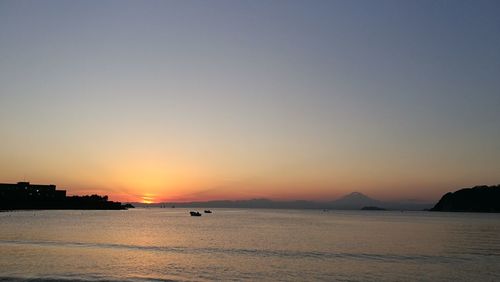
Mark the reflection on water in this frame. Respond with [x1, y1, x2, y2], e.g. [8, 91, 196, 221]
[1, 209, 499, 281]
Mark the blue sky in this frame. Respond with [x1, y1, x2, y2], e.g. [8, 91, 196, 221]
[0, 0, 499, 202]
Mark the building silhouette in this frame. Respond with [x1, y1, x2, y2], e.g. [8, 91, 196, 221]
[0, 181, 128, 210]
[0, 181, 66, 201]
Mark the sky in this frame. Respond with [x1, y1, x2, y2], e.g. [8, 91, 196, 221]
[0, 0, 499, 203]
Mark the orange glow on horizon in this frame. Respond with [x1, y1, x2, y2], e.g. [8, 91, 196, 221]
[141, 194, 155, 204]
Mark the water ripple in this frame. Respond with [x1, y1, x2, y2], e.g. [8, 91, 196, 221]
[0, 239, 482, 264]
[0, 276, 176, 282]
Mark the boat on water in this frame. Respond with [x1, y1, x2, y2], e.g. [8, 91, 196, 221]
[190, 211, 202, 216]
[204, 210, 212, 213]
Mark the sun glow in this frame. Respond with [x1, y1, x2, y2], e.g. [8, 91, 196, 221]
[141, 194, 155, 204]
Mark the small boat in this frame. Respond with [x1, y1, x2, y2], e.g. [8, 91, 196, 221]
[190, 211, 202, 216]
[204, 210, 212, 214]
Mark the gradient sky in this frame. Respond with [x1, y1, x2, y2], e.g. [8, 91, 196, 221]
[1, 0, 499, 203]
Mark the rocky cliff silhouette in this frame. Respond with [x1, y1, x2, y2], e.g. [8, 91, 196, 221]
[430, 185, 500, 212]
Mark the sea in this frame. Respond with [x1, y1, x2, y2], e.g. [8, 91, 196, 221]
[1, 209, 499, 281]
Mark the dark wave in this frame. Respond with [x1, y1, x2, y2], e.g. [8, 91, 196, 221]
[0, 276, 177, 282]
[0, 239, 483, 263]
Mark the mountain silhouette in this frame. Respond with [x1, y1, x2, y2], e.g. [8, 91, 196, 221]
[132, 191, 433, 210]
[328, 192, 383, 209]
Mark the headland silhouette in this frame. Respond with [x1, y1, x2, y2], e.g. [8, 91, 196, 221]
[431, 185, 500, 212]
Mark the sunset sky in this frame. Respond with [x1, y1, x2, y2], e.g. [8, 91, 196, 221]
[1, 0, 499, 203]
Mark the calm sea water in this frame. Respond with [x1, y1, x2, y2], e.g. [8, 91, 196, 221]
[1, 209, 499, 281]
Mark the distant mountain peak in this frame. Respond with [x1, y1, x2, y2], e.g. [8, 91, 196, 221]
[340, 192, 373, 200]
[331, 192, 381, 209]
